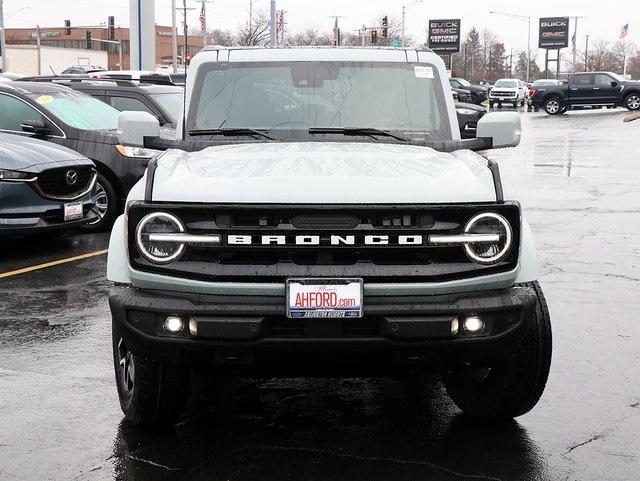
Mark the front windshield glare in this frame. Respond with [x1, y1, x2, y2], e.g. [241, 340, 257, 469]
[190, 62, 445, 137]
[30, 91, 120, 130]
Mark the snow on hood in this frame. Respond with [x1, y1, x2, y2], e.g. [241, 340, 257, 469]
[150, 142, 497, 204]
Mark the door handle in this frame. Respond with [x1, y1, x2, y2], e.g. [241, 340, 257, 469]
[593, 87, 600, 90]
[570, 88, 579, 91]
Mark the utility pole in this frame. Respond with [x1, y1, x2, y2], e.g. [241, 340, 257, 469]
[401, 0, 422, 47]
[570, 16, 587, 73]
[270, 0, 276, 46]
[489, 11, 531, 82]
[171, 0, 178, 72]
[584, 34, 589, 71]
[249, 0, 253, 32]
[0, 0, 6, 72]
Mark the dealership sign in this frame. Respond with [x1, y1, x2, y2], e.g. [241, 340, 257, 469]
[539, 17, 570, 49]
[428, 19, 461, 53]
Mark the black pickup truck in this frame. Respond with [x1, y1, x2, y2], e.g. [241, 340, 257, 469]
[530, 72, 640, 115]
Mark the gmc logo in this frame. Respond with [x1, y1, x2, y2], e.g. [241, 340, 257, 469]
[225, 235, 425, 246]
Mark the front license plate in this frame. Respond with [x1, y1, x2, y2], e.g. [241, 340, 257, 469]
[286, 278, 363, 319]
[63, 202, 83, 221]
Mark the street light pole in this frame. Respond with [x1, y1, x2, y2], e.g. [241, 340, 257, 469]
[584, 34, 589, 71]
[490, 11, 532, 82]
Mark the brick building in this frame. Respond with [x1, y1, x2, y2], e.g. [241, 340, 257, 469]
[5, 25, 204, 70]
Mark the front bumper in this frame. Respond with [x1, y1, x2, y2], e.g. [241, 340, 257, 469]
[0, 181, 97, 234]
[110, 284, 537, 375]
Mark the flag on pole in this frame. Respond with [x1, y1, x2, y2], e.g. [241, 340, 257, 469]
[620, 24, 629, 39]
[199, 2, 207, 34]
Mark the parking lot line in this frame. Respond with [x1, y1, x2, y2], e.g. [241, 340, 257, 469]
[0, 249, 109, 280]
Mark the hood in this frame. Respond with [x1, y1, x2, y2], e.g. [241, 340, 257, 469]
[467, 84, 488, 94]
[0, 133, 92, 172]
[151, 142, 498, 204]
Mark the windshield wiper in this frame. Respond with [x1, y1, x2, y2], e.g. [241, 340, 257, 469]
[308, 127, 408, 142]
[189, 128, 276, 140]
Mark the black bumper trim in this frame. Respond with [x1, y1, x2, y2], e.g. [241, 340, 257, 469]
[109, 284, 537, 373]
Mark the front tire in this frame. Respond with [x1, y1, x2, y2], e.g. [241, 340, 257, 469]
[624, 93, 640, 111]
[443, 281, 552, 419]
[82, 173, 118, 232]
[113, 325, 189, 426]
[544, 96, 563, 115]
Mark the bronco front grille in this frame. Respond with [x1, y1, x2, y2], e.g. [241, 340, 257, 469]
[128, 203, 521, 282]
[35, 166, 95, 200]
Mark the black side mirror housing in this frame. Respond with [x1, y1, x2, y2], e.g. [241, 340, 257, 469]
[611, 81, 618, 87]
[21, 119, 50, 136]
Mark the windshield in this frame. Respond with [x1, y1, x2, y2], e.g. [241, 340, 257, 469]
[188, 61, 450, 140]
[29, 90, 119, 130]
[151, 92, 183, 123]
[456, 78, 471, 87]
[494, 80, 518, 88]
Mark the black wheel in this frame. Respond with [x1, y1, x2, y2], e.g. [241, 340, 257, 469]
[113, 324, 189, 426]
[497, 103, 503, 109]
[489, 101, 494, 108]
[520, 99, 526, 107]
[512, 101, 518, 108]
[559, 106, 569, 114]
[443, 281, 552, 419]
[81, 173, 117, 232]
[624, 93, 640, 111]
[544, 96, 563, 115]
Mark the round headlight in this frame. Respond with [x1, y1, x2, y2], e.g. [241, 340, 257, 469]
[135, 212, 185, 263]
[463, 213, 512, 264]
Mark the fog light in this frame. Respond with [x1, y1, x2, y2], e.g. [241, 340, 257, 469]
[451, 317, 459, 336]
[463, 315, 484, 333]
[189, 318, 198, 336]
[163, 316, 184, 333]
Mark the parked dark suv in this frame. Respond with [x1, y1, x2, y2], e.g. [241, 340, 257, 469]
[20, 77, 183, 128]
[449, 78, 488, 105]
[0, 81, 164, 231]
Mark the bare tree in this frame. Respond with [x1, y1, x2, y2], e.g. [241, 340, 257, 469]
[209, 28, 236, 46]
[286, 28, 333, 46]
[235, 10, 271, 46]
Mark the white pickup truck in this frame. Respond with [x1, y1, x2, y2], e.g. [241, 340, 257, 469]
[107, 47, 551, 426]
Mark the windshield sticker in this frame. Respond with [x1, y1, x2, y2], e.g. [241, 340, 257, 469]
[414, 66, 434, 79]
[36, 95, 54, 105]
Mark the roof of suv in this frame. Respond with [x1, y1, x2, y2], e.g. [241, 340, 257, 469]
[194, 46, 438, 64]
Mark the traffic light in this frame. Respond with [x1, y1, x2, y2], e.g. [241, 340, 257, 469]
[371, 30, 378, 44]
[108, 16, 115, 41]
[64, 20, 71, 36]
[185, 54, 192, 65]
[382, 16, 388, 38]
[85, 30, 92, 50]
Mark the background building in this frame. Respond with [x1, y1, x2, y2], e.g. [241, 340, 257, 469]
[4, 25, 203, 71]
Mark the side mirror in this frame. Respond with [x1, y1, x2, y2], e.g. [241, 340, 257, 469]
[118, 111, 160, 147]
[21, 119, 50, 136]
[611, 81, 618, 87]
[477, 112, 521, 149]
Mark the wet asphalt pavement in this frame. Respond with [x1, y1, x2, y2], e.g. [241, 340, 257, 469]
[1, 107, 639, 481]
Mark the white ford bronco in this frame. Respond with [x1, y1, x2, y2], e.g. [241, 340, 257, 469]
[107, 47, 551, 425]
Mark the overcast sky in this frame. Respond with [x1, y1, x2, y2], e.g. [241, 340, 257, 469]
[4, 0, 638, 60]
